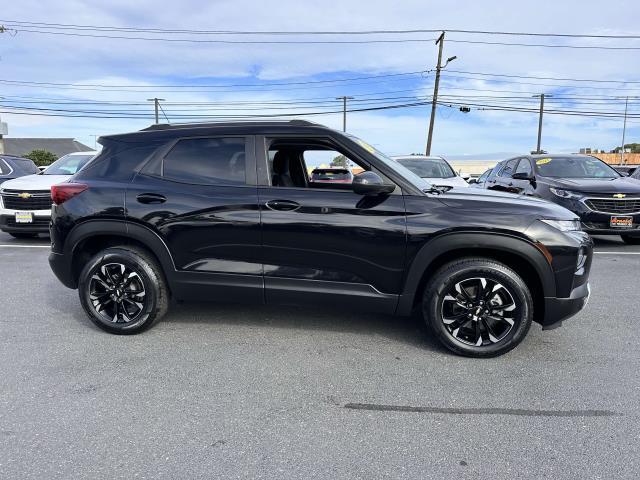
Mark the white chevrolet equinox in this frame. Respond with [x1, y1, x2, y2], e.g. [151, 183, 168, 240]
[0, 151, 97, 238]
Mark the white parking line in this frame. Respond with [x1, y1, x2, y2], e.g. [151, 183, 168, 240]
[594, 251, 640, 255]
[0, 245, 51, 248]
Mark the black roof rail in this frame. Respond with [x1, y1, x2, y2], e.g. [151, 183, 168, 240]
[140, 119, 321, 132]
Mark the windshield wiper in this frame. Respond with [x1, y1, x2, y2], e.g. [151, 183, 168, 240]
[424, 185, 453, 195]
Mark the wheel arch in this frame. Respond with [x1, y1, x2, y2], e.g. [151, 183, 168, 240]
[397, 232, 556, 325]
[63, 220, 176, 290]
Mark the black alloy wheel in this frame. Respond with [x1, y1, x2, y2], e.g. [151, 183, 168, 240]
[78, 247, 168, 334]
[423, 258, 533, 357]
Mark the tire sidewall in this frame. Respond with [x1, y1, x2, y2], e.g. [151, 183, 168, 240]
[423, 261, 533, 357]
[78, 249, 160, 334]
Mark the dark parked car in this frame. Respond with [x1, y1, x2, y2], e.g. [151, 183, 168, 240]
[484, 154, 640, 244]
[309, 167, 353, 184]
[48, 121, 592, 357]
[613, 165, 637, 176]
[468, 168, 493, 188]
[0, 155, 39, 185]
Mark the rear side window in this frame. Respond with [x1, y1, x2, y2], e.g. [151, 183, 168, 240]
[14, 158, 39, 174]
[163, 137, 246, 185]
[0, 158, 11, 175]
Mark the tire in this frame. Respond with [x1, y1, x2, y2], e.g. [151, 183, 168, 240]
[621, 235, 640, 245]
[9, 232, 38, 239]
[78, 246, 169, 334]
[422, 258, 533, 357]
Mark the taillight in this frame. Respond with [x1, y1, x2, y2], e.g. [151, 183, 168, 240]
[51, 183, 88, 205]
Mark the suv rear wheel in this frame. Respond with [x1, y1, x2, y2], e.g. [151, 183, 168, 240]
[621, 234, 640, 245]
[78, 246, 169, 334]
[422, 258, 533, 357]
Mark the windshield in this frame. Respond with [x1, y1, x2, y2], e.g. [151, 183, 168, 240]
[43, 153, 95, 175]
[535, 156, 621, 179]
[396, 158, 456, 179]
[346, 134, 432, 191]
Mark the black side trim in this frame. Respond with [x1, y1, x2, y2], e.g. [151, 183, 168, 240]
[396, 231, 556, 316]
[265, 277, 398, 314]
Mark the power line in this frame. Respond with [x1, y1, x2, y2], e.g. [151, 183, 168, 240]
[3, 19, 640, 39]
[7, 28, 440, 44]
[446, 39, 640, 50]
[446, 69, 640, 84]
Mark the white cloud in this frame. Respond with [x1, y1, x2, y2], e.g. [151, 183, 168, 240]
[0, 0, 639, 154]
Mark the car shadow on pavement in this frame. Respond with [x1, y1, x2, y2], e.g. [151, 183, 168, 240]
[163, 301, 447, 353]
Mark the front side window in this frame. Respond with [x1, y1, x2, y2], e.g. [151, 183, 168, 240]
[268, 142, 358, 189]
[535, 156, 620, 179]
[163, 137, 246, 185]
[499, 159, 518, 177]
[477, 169, 492, 182]
[44, 153, 95, 175]
[514, 158, 533, 176]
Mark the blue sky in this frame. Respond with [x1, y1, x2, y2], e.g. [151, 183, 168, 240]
[0, 0, 639, 158]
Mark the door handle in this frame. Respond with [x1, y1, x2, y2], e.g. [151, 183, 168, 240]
[137, 193, 167, 204]
[265, 199, 300, 211]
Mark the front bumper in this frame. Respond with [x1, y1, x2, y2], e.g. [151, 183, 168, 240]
[542, 282, 590, 329]
[0, 211, 51, 234]
[550, 197, 640, 236]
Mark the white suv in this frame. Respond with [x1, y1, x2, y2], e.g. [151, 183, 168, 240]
[0, 151, 97, 238]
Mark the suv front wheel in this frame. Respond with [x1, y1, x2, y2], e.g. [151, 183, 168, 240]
[422, 258, 533, 357]
[78, 246, 169, 334]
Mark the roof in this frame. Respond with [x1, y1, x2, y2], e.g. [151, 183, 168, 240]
[101, 120, 334, 144]
[0, 138, 93, 158]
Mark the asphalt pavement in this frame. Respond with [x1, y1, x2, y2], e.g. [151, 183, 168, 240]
[1, 232, 639, 479]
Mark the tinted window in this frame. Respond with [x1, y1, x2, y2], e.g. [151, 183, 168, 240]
[499, 159, 518, 177]
[13, 158, 39, 174]
[163, 137, 246, 185]
[396, 158, 456, 179]
[0, 158, 11, 175]
[44, 154, 95, 175]
[535, 156, 620, 179]
[477, 169, 492, 182]
[514, 158, 533, 176]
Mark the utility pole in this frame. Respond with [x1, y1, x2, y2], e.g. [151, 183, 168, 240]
[90, 135, 98, 149]
[621, 96, 629, 165]
[425, 32, 456, 156]
[147, 97, 166, 124]
[336, 96, 354, 132]
[533, 94, 552, 154]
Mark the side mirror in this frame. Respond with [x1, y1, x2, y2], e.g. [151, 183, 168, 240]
[352, 171, 395, 196]
[512, 172, 534, 181]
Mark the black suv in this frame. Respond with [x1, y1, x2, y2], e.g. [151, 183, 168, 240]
[49, 121, 593, 357]
[484, 154, 640, 244]
[0, 155, 40, 185]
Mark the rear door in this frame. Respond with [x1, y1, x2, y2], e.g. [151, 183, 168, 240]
[126, 135, 263, 303]
[256, 135, 407, 314]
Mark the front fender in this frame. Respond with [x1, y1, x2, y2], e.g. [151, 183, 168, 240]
[396, 231, 556, 315]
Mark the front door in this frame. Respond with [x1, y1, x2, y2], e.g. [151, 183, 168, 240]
[256, 136, 407, 314]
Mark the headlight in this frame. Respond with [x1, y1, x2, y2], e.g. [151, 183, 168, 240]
[549, 187, 581, 199]
[540, 219, 582, 232]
